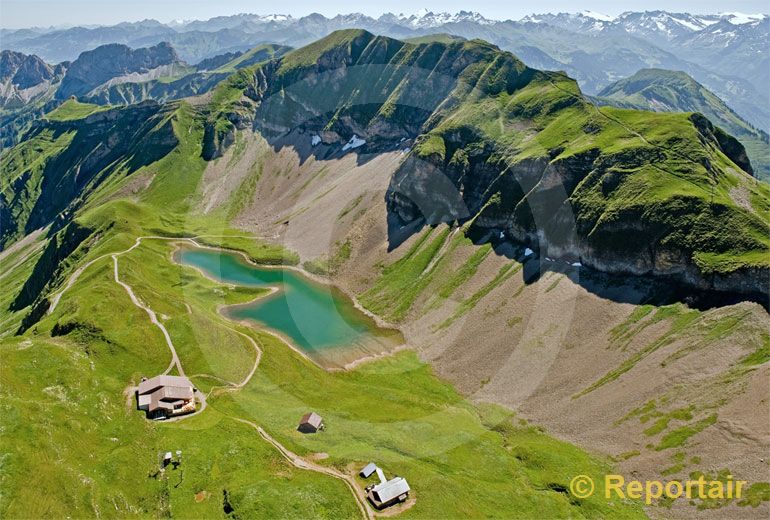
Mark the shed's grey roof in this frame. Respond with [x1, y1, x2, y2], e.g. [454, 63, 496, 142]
[360, 462, 377, 478]
[299, 412, 323, 427]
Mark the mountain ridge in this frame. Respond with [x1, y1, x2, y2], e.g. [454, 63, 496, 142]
[5, 29, 767, 300]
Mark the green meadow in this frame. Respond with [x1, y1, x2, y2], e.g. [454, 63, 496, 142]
[0, 191, 643, 518]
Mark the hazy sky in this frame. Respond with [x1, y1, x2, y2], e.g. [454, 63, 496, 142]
[1, 0, 768, 29]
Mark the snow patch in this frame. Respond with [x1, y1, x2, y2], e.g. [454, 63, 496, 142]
[342, 135, 366, 151]
[580, 10, 616, 22]
[670, 16, 702, 31]
[721, 12, 766, 24]
[571, 262, 582, 267]
[524, 248, 534, 257]
[397, 9, 492, 28]
[311, 134, 321, 146]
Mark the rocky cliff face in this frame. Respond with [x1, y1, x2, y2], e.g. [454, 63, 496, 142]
[386, 113, 769, 298]
[56, 42, 183, 99]
[0, 50, 65, 108]
[1, 50, 55, 88]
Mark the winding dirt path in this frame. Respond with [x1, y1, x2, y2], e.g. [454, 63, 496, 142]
[112, 254, 184, 376]
[232, 417, 375, 520]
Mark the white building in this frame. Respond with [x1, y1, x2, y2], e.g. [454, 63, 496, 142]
[360, 463, 410, 509]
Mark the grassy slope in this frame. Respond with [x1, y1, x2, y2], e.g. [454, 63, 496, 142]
[0, 127, 76, 244]
[0, 98, 185, 249]
[414, 65, 770, 274]
[0, 92, 645, 518]
[46, 99, 111, 121]
[210, 44, 290, 73]
[593, 69, 770, 182]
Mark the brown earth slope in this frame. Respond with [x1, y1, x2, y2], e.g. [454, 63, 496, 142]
[199, 129, 770, 519]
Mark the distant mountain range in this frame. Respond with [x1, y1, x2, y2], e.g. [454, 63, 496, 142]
[0, 43, 289, 146]
[1, 10, 767, 133]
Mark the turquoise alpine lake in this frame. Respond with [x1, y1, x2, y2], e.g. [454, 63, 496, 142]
[176, 246, 402, 367]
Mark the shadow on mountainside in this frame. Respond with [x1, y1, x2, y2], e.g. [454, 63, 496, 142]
[385, 211, 769, 312]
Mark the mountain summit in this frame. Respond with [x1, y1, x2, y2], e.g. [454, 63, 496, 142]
[56, 41, 185, 99]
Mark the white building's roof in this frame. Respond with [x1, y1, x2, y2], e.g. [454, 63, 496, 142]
[372, 477, 410, 503]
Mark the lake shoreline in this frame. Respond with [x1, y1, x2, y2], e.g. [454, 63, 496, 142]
[169, 240, 407, 372]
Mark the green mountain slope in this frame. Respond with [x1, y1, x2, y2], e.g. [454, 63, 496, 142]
[0, 99, 178, 248]
[0, 76, 645, 520]
[202, 30, 769, 298]
[592, 68, 770, 181]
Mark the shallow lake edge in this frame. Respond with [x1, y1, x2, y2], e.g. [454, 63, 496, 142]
[169, 240, 408, 371]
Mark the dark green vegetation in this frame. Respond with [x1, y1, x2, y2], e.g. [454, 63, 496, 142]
[0, 99, 179, 248]
[593, 69, 770, 181]
[1, 29, 768, 518]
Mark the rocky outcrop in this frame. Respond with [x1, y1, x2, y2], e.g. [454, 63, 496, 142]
[1, 50, 55, 88]
[689, 113, 753, 175]
[0, 50, 65, 109]
[386, 133, 769, 299]
[56, 42, 183, 99]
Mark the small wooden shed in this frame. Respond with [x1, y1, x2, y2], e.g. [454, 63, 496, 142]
[298, 412, 324, 433]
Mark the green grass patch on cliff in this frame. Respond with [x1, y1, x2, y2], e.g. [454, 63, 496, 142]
[361, 226, 452, 321]
[46, 99, 111, 121]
